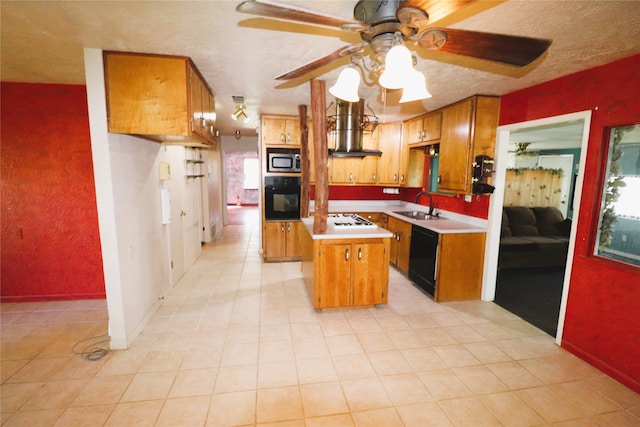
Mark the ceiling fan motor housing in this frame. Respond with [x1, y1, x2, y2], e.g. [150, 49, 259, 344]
[354, 0, 414, 56]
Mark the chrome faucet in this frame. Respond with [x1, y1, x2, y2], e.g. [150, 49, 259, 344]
[414, 191, 434, 216]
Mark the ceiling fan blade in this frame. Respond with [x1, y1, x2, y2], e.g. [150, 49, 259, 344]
[236, 0, 365, 29]
[397, 0, 477, 28]
[274, 44, 364, 80]
[419, 28, 552, 67]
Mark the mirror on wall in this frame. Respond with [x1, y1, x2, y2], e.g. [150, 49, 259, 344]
[594, 124, 640, 267]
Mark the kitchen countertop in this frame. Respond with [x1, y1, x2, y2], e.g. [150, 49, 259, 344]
[301, 217, 393, 240]
[307, 200, 487, 235]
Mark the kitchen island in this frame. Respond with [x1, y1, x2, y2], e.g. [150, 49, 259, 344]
[307, 202, 488, 303]
[301, 215, 393, 309]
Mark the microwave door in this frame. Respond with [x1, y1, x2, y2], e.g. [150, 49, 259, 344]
[272, 156, 293, 170]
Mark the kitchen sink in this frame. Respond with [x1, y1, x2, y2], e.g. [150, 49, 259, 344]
[393, 211, 445, 220]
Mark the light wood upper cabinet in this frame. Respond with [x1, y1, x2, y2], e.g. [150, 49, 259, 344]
[262, 115, 301, 146]
[377, 123, 403, 185]
[438, 95, 499, 194]
[328, 127, 379, 184]
[104, 51, 216, 146]
[404, 112, 442, 146]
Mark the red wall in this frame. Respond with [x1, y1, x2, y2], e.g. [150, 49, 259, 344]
[1, 82, 105, 301]
[499, 54, 640, 392]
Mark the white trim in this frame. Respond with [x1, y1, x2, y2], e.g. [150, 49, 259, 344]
[481, 110, 592, 346]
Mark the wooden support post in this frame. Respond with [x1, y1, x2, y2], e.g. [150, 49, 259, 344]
[311, 80, 328, 234]
[298, 105, 310, 218]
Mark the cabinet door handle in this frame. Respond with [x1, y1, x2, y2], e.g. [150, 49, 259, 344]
[372, 173, 376, 181]
[400, 174, 405, 182]
[393, 173, 397, 182]
[358, 248, 362, 260]
[199, 117, 206, 128]
[345, 248, 350, 261]
[287, 224, 291, 232]
[281, 224, 285, 232]
[287, 132, 291, 143]
[280, 133, 285, 142]
[349, 172, 353, 181]
[421, 130, 426, 140]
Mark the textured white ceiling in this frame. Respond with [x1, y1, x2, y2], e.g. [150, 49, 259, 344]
[2, 0, 639, 137]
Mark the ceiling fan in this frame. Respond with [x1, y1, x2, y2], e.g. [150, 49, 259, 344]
[236, 0, 552, 82]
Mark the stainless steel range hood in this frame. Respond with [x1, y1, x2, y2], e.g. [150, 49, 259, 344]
[328, 99, 382, 158]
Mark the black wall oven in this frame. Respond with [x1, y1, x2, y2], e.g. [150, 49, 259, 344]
[264, 176, 301, 220]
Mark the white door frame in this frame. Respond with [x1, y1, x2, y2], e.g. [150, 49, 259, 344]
[481, 110, 592, 345]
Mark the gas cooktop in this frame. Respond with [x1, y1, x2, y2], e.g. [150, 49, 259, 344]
[327, 213, 377, 229]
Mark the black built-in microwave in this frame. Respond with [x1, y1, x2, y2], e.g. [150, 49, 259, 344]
[266, 148, 301, 173]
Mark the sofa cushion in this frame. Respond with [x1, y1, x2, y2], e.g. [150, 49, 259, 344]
[501, 210, 512, 237]
[500, 236, 537, 252]
[520, 236, 569, 251]
[533, 207, 570, 236]
[504, 207, 540, 236]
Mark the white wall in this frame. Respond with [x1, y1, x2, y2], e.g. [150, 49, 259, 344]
[205, 146, 224, 239]
[85, 48, 173, 349]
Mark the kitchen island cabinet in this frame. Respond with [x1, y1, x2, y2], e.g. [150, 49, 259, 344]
[104, 51, 216, 146]
[301, 220, 391, 309]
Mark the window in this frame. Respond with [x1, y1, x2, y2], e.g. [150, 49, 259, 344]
[594, 124, 640, 267]
[243, 158, 259, 190]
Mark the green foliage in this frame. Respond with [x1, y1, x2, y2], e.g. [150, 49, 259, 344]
[598, 127, 630, 251]
[508, 167, 564, 177]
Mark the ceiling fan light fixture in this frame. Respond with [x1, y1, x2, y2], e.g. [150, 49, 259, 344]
[399, 69, 432, 103]
[378, 44, 413, 89]
[329, 66, 361, 102]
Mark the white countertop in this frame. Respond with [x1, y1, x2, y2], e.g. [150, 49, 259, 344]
[306, 200, 487, 235]
[301, 217, 393, 240]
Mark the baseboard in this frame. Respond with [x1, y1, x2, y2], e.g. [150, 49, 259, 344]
[0, 292, 106, 303]
[562, 340, 640, 394]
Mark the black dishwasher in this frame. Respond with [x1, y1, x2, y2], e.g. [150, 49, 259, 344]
[409, 225, 439, 297]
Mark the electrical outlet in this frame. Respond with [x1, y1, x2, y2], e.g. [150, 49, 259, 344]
[464, 195, 472, 202]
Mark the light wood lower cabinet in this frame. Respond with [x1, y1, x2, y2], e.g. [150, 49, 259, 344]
[263, 221, 302, 261]
[302, 235, 390, 309]
[435, 232, 485, 301]
[387, 216, 412, 273]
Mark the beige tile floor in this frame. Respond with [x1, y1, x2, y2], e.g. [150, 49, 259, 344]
[2, 223, 640, 426]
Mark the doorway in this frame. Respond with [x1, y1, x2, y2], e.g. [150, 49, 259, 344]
[482, 111, 592, 343]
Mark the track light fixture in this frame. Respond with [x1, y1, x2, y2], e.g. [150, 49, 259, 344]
[231, 104, 249, 122]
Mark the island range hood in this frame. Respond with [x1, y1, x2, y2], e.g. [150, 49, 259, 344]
[327, 99, 382, 158]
